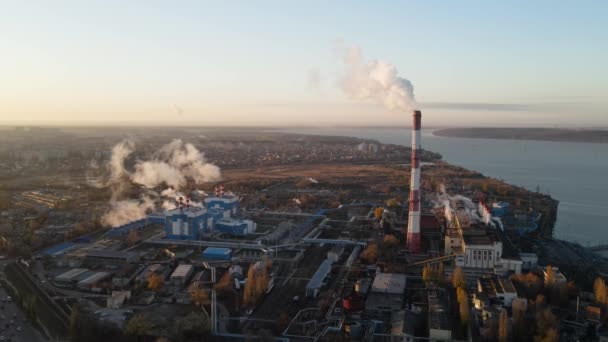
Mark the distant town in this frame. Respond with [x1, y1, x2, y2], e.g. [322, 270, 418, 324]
[0, 125, 607, 342]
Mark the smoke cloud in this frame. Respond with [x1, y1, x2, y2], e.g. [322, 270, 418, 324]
[101, 196, 155, 227]
[131, 139, 221, 188]
[110, 139, 135, 181]
[100, 139, 221, 227]
[337, 44, 416, 111]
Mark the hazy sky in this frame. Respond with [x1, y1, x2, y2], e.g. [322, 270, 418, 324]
[1, 1, 607, 127]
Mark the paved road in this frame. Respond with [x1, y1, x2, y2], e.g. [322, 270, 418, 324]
[0, 285, 47, 342]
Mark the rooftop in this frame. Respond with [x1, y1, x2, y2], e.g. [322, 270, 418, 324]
[171, 264, 194, 278]
[371, 273, 406, 295]
[306, 259, 332, 291]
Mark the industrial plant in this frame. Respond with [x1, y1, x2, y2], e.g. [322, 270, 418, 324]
[0, 116, 604, 342]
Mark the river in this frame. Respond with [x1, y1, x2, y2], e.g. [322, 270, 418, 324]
[278, 127, 608, 245]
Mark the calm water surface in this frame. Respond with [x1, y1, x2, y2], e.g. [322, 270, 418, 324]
[279, 127, 608, 245]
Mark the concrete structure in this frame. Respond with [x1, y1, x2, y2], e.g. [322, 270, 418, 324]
[214, 218, 256, 236]
[407, 110, 422, 253]
[170, 264, 194, 286]
[306, 259, 332, 298]
[365, 273, 407, 313]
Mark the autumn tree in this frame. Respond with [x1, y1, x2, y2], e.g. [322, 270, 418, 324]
[498, 309, 510, 342]
[243, 261, 271, 307]
[189, 283, 209, 306]
[383, 234, 399, 248]
[125, 314, 151, 340]
[534, 308, 558, 342]
[255, 263, 269, 294]
[147, 272, 164, 291]
[422, 265, 431, 283]
[243, 266, 257, 306]
[453, 266, 466, 289]
[457, 287, 470, 325]
[385, 198, 399, 207]
[374, 207, 384, 219]
[69, 304, 81, 341]
[594, 277, 607, 306]
[214, 272, 234, 293]
[126, 229, 140, 246]
[360, 244, 378, 264]
[511, 272, 543, 299]
[545, 265, 555, 287]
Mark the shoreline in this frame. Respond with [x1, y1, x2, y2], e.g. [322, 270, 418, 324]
[433, 127, 608, 144]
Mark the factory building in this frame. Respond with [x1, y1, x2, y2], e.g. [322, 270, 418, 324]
[460, 231, 503, 269]
[55, 268, 89, 287]
[204, 195, 239, 216]
[77, 271, 111, 290]
[214, 218, 256, 236]
[161, 194, 249, 239]
[164, 206, 207, 240]
[365, 273, 407, 313]
[170, 264, 194, 286]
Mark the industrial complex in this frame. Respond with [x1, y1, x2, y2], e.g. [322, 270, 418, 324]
[0, 118, 605, 342]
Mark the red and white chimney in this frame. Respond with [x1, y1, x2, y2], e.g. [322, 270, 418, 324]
[407, 110, 422, 253]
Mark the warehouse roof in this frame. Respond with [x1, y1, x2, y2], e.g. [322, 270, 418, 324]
[78, 272, 111, 286]
[371, 273, 406, 294]
[55, 268, 88, 281]
[171, 264, 194, 279]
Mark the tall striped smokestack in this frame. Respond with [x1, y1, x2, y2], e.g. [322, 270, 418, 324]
[407, 110, 421, 253]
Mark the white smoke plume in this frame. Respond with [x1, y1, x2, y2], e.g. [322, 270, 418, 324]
[337, 44, 416, 111]
[100, 139, 220, 227]
[101, 196, 155, 227]
[131, 139, 221, 188]
[434, 184, 489, 227]
[110, 139, 135, 181]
